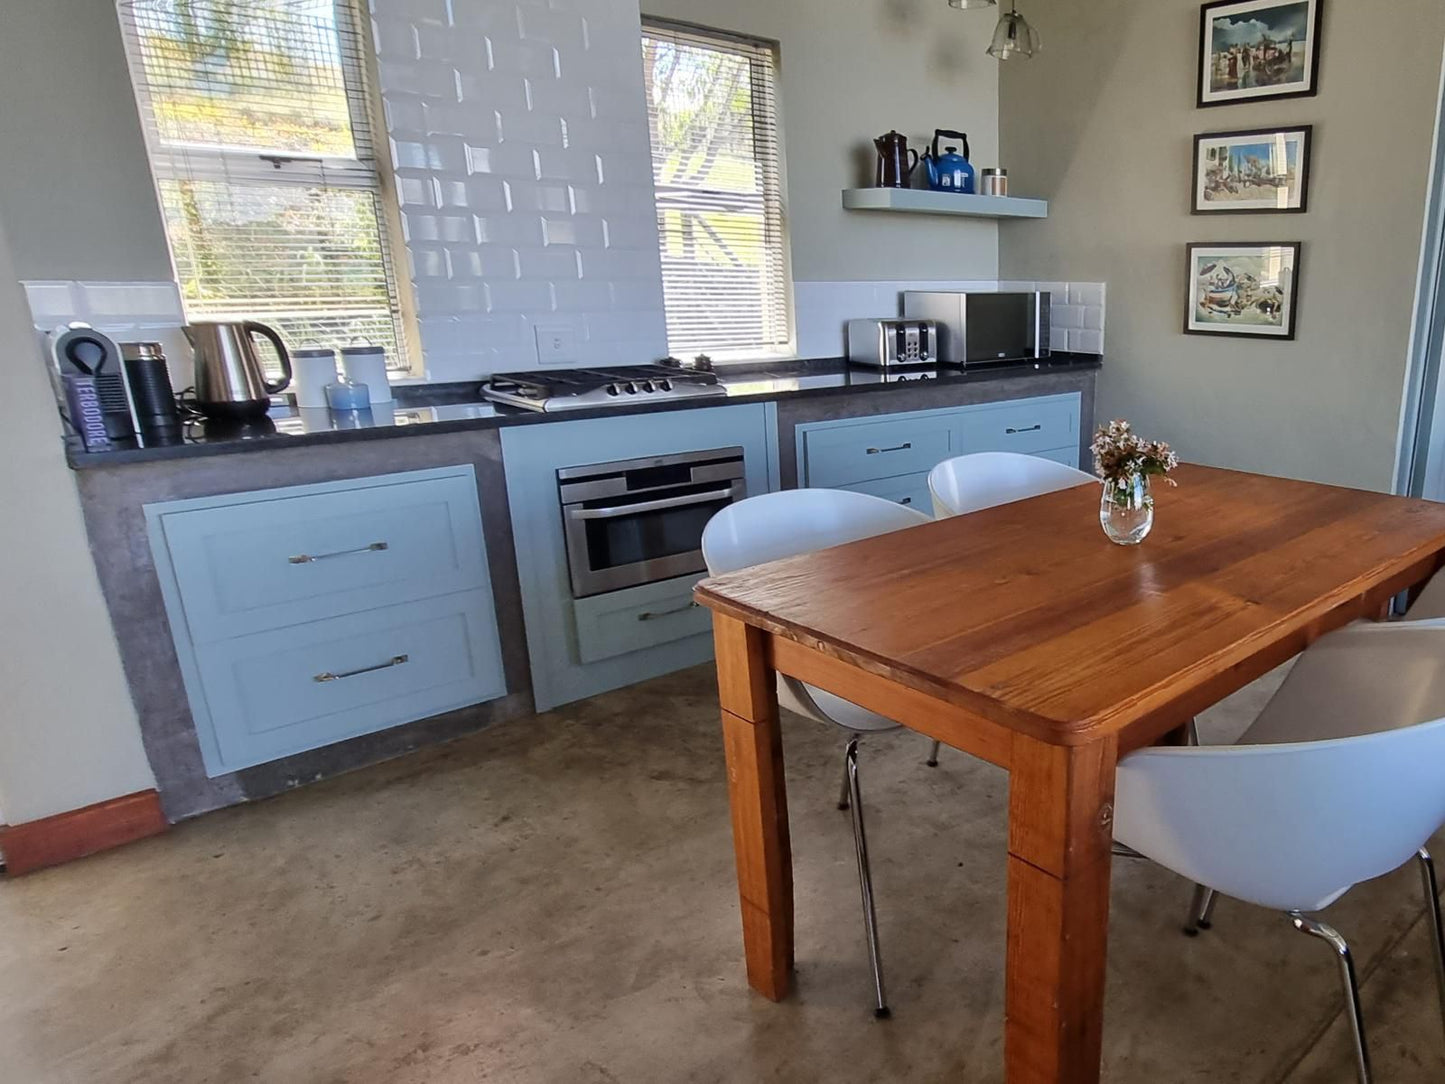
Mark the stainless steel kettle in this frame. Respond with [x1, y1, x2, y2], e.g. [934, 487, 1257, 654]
[185, 321, 292, 418]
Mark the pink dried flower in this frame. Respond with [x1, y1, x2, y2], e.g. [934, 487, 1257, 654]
[1091, 420, 1178, 485]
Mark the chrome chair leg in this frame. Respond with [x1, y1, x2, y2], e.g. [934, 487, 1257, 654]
[926, 739, 940, 767]
[1417, 848, 1445, 1046]
[1291, 913, 1371, 1084]
[836, 740, 853, 811]
[1185, 717, 1201, 746]
[1184, 885, 1218, 937]
[845, 738, 890, 1019]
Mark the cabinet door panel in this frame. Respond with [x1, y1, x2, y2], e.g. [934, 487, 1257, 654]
[159, 471, 486, 642]
[803, 415, 953, 488]
[194, 591, 505, 774]
[954, 396, 1079, 456]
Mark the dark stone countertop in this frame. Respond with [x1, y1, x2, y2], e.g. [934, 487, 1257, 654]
[65, 354, 1102, 470]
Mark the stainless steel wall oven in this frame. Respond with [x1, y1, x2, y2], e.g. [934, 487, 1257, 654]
[558, 447, 746, 598]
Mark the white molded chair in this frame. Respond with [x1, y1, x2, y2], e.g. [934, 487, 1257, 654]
[1115, 622, 1445, 1083]
[1404, 569, 1445, 621]
[702, 488, 931, 1017]
[927, 450, 1095, 519]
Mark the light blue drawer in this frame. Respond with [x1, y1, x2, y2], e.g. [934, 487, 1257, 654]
[802, 413, 954, 488]
[841, 472, 932, 512]
[154, 467, 487, 643]
[192, 590, 506, 774]
[954, 394, 1079, 456]
[572, 572, 710, 665]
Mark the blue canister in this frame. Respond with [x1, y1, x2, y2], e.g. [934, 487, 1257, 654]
[324, 380, 371, 412]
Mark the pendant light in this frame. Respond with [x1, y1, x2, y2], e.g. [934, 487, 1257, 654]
[947, 0, 997, 9]
[987, 2, 1040, 60]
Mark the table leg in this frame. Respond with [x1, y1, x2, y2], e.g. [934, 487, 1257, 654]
[1005, 734, 1118, 1083]
[713, 613, 793, 1001]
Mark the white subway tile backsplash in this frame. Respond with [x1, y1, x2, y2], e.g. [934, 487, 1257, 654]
[518, 246, 579, 280]
[1082, 305, 1105, 331]
[1051, 305, 1084, 330]
[1069, 329, 1105, 355]
[1070, 282, 1106, 307]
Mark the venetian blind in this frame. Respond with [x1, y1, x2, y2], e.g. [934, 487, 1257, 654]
[641, 21, 792, 357]
[117, 0, 410, 372]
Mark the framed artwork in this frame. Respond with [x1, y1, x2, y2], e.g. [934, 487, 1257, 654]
[1185, 242, 1301, 339]
[1192, 125, 1312, 213]
[1198, 0, 1323, 107]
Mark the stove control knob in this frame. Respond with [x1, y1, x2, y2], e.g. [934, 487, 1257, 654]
[640, 380, 656, 392]
[605, 383, 620, 396]
[658, 378, 672, 391]
[623, 382, 637, 394]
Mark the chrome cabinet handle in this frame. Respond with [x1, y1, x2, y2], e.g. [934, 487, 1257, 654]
[1006, 424, 1042, 434]
[569, 487, 737, 521]
[865, 442, 912, 455]
[637, 601, 699, 622]
[289, 541, 389, 564]
[314, 654, 408, 683]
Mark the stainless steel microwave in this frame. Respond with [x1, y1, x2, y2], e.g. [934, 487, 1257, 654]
[901, 290, 1050, 367]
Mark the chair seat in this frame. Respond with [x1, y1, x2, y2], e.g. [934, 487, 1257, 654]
[779, 676, 900, 732]
[1409, 570, 1445, 621]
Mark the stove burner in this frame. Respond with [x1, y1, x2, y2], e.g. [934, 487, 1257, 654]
[482, 365, 728, 412]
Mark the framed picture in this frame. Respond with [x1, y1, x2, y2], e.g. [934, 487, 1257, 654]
[1193, 125, 1312, 213]
[1198, 0, 1323, 108]
[1185, 242, 1301, 339]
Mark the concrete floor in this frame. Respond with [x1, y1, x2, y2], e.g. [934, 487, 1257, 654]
[3, 664, 1444, 1083]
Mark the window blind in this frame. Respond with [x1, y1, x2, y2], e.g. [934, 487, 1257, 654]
[117, 0, 410, 372]
[641, 21, 792, 358]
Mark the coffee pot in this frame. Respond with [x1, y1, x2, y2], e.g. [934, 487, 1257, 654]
[185, 321, 292, 418]
[873, 130, 918, 189]
[922, 129, 976, 194]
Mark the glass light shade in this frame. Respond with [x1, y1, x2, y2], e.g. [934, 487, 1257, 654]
[947, 0, 998, 8]
[987, 10, 1040, 59]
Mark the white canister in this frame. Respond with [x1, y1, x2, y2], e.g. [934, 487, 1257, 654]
[341, 345, 393, 404]
[292, 347, 338, 409]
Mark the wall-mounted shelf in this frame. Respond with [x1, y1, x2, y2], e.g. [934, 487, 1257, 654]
[842, 188, 1048, 219]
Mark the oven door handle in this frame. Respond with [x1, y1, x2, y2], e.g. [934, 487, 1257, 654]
[567, 485, 740, 520]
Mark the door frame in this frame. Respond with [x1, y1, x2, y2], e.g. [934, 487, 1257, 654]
[1396, 41, 1445, 497]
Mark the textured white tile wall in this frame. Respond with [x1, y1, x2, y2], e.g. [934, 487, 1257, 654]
[369, 0, 667, 381]
[797, 279, 1107, 359]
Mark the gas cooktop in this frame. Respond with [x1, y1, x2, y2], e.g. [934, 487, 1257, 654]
[481, 365, 728, 412]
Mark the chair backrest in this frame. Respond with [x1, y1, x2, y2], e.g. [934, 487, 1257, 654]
[928, 451, 1094, 518]
[701, 488, 930, 575]
[1114, 717, 1445, 913]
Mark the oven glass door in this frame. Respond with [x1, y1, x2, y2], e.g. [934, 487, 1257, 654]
[563, 480, 743, 597]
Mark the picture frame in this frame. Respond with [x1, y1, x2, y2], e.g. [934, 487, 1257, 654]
[1192, 125, 1312, 214]
[1184, 242, 1302, 339]
[1198, 0, 1323, 108]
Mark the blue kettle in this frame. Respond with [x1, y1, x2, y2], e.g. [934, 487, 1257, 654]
[922, 129, 975, 194]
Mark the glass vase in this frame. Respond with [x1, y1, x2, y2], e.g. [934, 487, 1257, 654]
[1100, 474, 1153, 545]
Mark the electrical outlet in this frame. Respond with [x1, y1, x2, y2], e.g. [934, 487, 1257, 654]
[533, 323, 579, 366]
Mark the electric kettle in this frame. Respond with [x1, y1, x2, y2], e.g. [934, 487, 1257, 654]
[922, 129, 976, 194]
[186, 321, 292, 418]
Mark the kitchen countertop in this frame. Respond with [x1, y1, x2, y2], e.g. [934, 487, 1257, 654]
[65, 354, 1101, 469]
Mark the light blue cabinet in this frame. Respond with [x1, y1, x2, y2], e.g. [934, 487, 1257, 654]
[146, 466, 507, 776]
[501, 403, 777, 711]
[796, 393, 1082, 503]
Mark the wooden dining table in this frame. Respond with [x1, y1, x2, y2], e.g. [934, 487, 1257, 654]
[693, 464, 1445, 1083]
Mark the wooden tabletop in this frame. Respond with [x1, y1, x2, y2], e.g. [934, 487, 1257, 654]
[695, 465, 1445, 747]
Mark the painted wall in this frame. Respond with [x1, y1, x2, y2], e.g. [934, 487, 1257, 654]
[0, 212, 157, 825]
[0, 1, 172, 282]
[999, 0, 1445, 491]
[645, 0, 1002, 283]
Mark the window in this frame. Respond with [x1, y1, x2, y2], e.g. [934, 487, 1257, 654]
[117, 0, 411, 372]
[641, 21, 791, 358]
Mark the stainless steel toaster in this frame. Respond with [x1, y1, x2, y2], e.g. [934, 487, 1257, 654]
[846, 318, 939, 368]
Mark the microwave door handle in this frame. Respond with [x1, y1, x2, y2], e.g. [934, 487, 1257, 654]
[567, 485, 740, 521]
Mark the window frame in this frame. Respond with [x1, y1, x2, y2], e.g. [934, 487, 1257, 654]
[116, 0, 422, 377]
[641, 17, 796, 363]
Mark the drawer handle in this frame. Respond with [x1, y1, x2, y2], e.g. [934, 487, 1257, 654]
[865, 442, 912, 455]
[898, 496, 913, 505]
[289, 541, 389, 564]
[314, 654, 409, 683]
[1005, 424, 1042, 434]
[637, 601, 699, 622]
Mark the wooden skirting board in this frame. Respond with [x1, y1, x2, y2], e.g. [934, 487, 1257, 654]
[0, 790, 167, 876]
